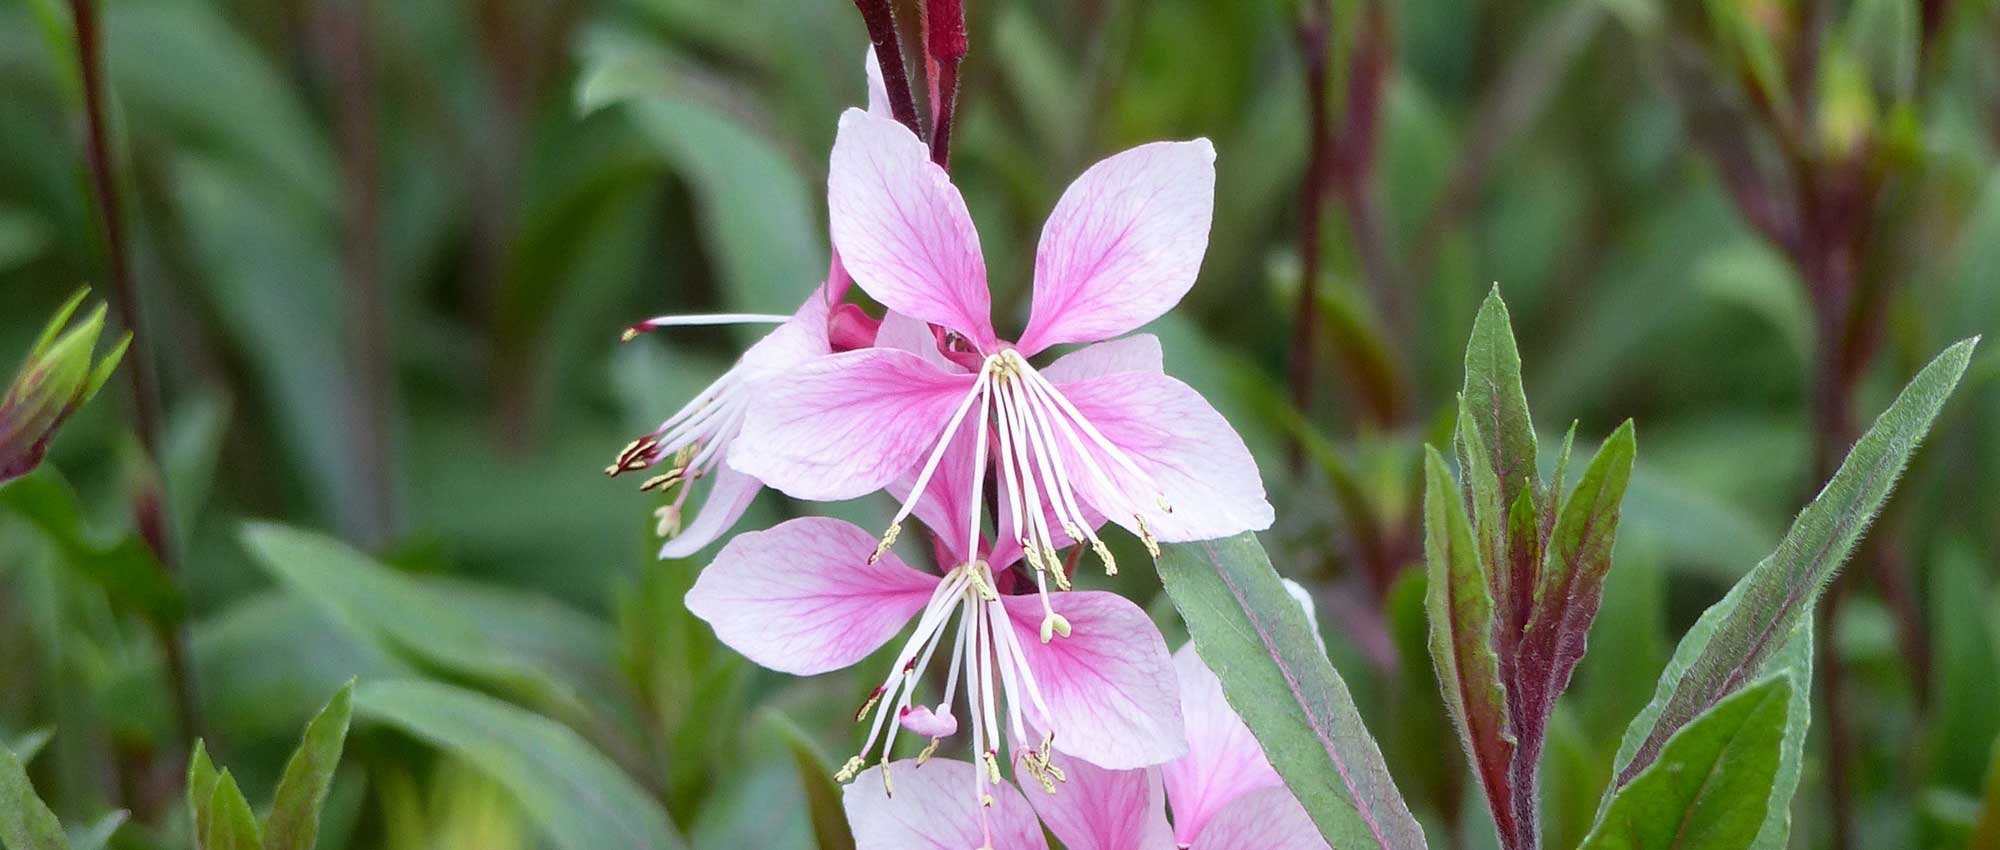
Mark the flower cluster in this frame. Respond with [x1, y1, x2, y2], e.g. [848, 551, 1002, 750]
[614, 49, 1273, 844]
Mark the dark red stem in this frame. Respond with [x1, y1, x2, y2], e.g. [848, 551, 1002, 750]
[68, 0, 204, 750]
[852, 0, 923, 136]
[925, 0, 966, 167]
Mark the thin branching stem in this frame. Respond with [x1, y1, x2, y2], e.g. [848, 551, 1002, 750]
[67, 0, 204, 750]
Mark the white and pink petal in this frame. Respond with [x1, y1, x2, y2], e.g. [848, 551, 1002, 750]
[844, 759, 1049, 850]
[1016, 140, 1216, 355]
[999, 591, 1184, 769]
[827, 109, 997, 350]
[685, 517, 938, 676]
[731, 347, 977, 501]
[1048, 369, 1272, 543]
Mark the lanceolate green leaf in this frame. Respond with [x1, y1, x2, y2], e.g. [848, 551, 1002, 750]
[1458, 287, 1539, 531]
[187, 741, 220, 844]
[1422, 449, 1520, 845]
[265, 681, 355, 850]
[0, 741, 68, 850]
[1517, 421, 1637, 727]
[1156, 533, 1427, 850]
[355, 679, 687, 850]
[203, 772, 262, 850]
[1583, 676, 1794, 850]
[1612, 338, 1975, 786]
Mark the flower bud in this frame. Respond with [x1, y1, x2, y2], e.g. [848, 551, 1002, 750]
[0, 289, 128, 484]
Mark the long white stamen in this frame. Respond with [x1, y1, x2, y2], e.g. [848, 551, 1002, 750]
[989, 374, 1030, 562]
[876, 364, 993, 562]
[1020, 365, 1168, 508]
[985, 598, 1031, 747]
[628, 312, 792, 332]
[964, 387, 992, 561]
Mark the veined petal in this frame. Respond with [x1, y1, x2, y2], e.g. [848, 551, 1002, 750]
[1017, 755, 1171, 850]
[1187, 788, 1330, 850]
[1161, 645, 1285, 845]
[1000, 591, 1184, 769]
[685, 517, 938, 675]
[886, 403, 983, 565]
[877, 310, 960, 372]
[1051, 370, 1272, 542]
[845, 759, 1049, 850]
[1016, 140, 1216, 356]
[732, 347, 977, 501]
[738, 288, 834, 378]
[1039, 334, 1165, 384]
[828, 109, 998, 349]
[657, 463, 761, 559]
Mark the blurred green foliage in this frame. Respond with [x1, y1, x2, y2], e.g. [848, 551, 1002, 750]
[1, 0, 1998, 848]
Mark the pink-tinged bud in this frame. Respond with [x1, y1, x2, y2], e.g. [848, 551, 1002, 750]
[0, 289, 127, 484]
[826, 303, 881, 352]
[899, 703, 958, 738]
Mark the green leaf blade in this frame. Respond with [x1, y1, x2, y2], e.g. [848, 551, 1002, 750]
[1155, 533, 1427, 850]
[1458, 287, 1539, 529]
[1616, 339, 1975, 785]
[1584, 676, 1794, 850]
[0, 740, 69, 850]
[264, 681, 355, 850]
[203, 771, 262, 850]
[1421, 449, 1521, 844]
[355, 679, 686, 850]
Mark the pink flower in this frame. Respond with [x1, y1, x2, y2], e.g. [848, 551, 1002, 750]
[730, 107, 1272, 589]
[843, 645, 1325, 850]
[685, 381, 1185, 825]
[607, 50, 896, 558]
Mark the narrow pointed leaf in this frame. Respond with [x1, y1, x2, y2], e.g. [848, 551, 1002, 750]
[355, 679, 687, 850]
[1583, 676, 1793, 850]
[265, 680, 355, 850]
[1457, 287, 1538, 526]
[1156, 533, 1427, 850]
[1518, 421, 1636, 721]
[203, 772, 262, 850]
[188, 740, 221, 846]
[1422, 449, 1521, 846]
[0, 741, 69, 850]
[1611, 339, 1974, 786]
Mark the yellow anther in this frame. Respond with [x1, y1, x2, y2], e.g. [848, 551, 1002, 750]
[620, 327, 642, 343]
[1158, 495, 1174, 514]
[1021, 540, 1046, 573]
[653, 505, 682, 538]
[1092, 539, 1117, 576]
[1040, 612, 1071, 644]
[854, 687, 884, 722]
[1041, 546, 1059, 574]
[881, 758, 894, 797]
[1051, 567, 1072, 591]
[917, 737, 941, 765]
[869, 523, 902, 564]
[981, 795, 995, 810]
[983, 751, 1002, 784]
[834, 755, 865, 783]
[639, 471, 682, 492]
[1135, 515, 1160, 558]
[965, 567, 1000, 601]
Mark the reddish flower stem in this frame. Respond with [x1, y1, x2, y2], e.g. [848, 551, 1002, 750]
[925, 0, 966, 167]
[851, 0, 923, 136]
[68, 0, 204, 750]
